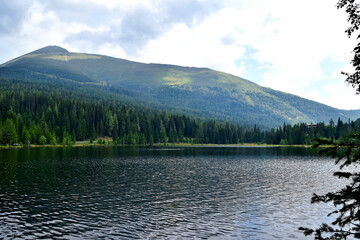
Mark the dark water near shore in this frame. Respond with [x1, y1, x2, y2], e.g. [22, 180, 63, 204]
[0, 146, 346, 239]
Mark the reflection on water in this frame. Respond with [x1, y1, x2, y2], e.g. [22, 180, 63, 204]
[0, 146, 343, 239]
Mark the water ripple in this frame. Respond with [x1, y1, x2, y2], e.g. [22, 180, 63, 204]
[0, 147, 350, 239]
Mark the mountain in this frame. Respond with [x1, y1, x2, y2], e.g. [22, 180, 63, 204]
[1, 45, 359, 128]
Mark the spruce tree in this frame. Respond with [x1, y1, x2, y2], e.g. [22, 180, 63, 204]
[1, 119, 17, 145]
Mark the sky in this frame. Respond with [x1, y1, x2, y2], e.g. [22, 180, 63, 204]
[0, 0, 359, 110]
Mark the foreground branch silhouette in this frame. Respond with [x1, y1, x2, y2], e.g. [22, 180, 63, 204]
[337, 0, 360, 94]
[299, 134, 360, 239]
[300, 1, 360, 238]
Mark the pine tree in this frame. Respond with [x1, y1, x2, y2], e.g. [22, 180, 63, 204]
[159, 120, 167, 143]
[21, 126, 31, 146]
[168, 125, 177, 143]
[39, 135, 46, 145]
[1, 119, 17, 145]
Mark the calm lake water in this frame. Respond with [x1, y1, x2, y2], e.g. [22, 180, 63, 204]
[0, 146, 347, 239]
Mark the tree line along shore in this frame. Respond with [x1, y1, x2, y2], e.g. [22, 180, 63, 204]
[1, 89, 359, 147]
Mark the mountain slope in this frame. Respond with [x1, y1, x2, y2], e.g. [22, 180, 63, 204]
[1, 45, 359, 128]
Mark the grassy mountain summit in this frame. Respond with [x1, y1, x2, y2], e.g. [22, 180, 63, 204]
[30, 45, 69, 54]
[1, 45, 359, 128]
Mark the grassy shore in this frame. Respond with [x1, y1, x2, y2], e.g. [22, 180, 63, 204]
[0, 140, 313, 149]
[154, 142, 313, 147]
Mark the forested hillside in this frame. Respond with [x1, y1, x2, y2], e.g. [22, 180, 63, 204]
[0, 87, 245, 146]
[0, 79, 358, 146]
[1, 45, 359, 128]
[1, 46, 359, 146]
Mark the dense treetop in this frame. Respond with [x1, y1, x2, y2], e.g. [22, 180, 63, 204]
[0, 81, 358, 146]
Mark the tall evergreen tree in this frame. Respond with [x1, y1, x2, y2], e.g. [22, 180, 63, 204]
[1, 119, 17, 145]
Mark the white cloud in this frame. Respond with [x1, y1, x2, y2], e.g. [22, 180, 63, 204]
[96, 43, 128, 59]
[0, 0, 358, 110]
[322, 81, 359, 110]
[134, 0, 359, 110]
[233, 0, 358, 109]
[12, 2, 66, 56]
[138, 8, 247, 77]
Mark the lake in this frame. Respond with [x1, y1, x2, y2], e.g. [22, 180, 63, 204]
[0, 146, 345, 239]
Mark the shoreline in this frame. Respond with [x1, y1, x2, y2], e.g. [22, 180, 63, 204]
[0, 142, 313, 149]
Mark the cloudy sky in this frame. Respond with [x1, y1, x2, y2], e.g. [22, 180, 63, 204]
[1, 0, 359, 109]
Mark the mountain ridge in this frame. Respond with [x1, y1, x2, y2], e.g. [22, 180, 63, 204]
[1, 45, 359, 128]
[30, 45, 69, 54]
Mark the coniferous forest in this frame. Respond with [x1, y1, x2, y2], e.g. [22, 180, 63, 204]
[2, 1, 360, 239]
[0, 80, 359, 146]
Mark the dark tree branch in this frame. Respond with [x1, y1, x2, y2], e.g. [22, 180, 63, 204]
[336, 0, 360, 94]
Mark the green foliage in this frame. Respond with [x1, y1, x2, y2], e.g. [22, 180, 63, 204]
[299, 2, 360, 238]
[1, 119, 17, 145]
[21, 126, 31, 146]
[337, 0, 360, 94]
[38, 135, 46, 145]
[1, 45, 359, 129]
[49, 135, 57, 145]
[0, 82, 358, 147]
[299, 134, 360, 239]
[0, 88, 249, 146]
[62, 131, 73, 146]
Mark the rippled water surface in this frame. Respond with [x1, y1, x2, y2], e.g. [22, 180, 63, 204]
[0, 146, 347, 239]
